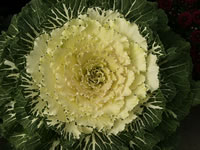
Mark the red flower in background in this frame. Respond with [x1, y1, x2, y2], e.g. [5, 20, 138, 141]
[158, 0, 173, 11]
[183, 0, 197, 5]
[193, 10, 200, 25]
[178, 12, 193, 28]
[191, 30, 200, 44]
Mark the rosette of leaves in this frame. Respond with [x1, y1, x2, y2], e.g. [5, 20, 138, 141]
[0, 0, 196, 149]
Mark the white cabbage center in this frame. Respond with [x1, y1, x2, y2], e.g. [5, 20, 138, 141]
[26, 8, 159, 138]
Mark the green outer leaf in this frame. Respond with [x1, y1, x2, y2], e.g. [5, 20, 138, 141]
[150, 13, 193, 149]
[191, 81, 200, 106]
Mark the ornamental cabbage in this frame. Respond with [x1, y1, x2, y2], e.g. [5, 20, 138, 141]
[0, 0, 197, 150]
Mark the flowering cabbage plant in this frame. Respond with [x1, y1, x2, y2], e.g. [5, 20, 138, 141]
[0, 0, 197, 149]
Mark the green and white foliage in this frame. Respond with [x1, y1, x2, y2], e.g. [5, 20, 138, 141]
[0, 0, 196, 150]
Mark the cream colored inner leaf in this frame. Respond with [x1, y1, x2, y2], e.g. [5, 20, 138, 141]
[25, 7, 159, 138]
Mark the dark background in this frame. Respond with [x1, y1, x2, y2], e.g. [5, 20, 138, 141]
[0, 1, 200, 150]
